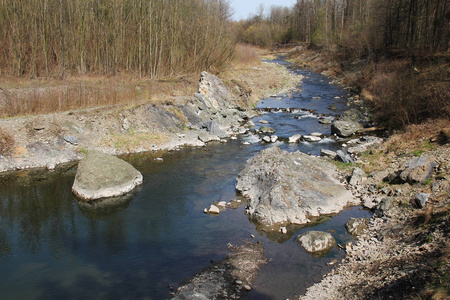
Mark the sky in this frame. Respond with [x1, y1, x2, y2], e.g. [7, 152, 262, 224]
[229, 0, 297, 21]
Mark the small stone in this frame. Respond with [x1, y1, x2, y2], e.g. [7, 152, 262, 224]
[280, 227, 287, 234]
[243, 285, 252, 291]
[415, 193, 430, 208]
[259, 120, 269, 124]
[303, 135, 322, 142]
[63, 135, 78, 146]
[155, 157, 164, 162]
[203, 208, 208, 213]
[251, 234, 255, 238]
[270, 135, 278, 143]
[242, 142, 250, 145]
[217, 201, 227, 207]
[262, 136, 271, 143]
[235, 280, 243, 285]
[208, 205, 220, 214]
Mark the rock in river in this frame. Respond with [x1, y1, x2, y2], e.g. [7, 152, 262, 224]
[297, 231, 337, 255]
[72, 150, 143, 201]
[236, 147, 356, 227]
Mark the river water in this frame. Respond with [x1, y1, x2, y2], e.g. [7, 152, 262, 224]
[0, 61, 371, 300]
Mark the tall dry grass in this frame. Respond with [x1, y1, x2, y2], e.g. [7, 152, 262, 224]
[0, 74, 198, 118]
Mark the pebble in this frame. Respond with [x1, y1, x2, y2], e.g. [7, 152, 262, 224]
[243, 285, 252, 291]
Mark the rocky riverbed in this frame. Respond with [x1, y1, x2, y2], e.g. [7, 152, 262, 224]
[299, 132, 450, 299]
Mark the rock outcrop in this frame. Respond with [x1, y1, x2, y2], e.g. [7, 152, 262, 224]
[236, 147, 357, 227]
[72, 150, 143, 201]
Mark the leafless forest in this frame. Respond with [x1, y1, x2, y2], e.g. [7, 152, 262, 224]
[0, 0, 234, 78]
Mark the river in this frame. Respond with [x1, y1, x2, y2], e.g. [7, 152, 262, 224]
[0, 61, 371, 300]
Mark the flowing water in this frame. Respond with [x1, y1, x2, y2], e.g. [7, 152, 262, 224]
[0, 61, 371, 300]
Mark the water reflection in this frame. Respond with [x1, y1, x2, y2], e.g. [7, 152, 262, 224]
[0, 62, 371, 299]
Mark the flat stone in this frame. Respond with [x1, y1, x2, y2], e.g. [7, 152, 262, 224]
[320, 149, 337, 159]
[303, 135, 322, 142]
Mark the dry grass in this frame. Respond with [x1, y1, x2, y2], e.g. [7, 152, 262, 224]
[228, 241, 266, 284]
[381, 119, 450, 155]
[0, 73, 198, 118]
[0, 127, 14, 156]
[230, 44, 262, 69]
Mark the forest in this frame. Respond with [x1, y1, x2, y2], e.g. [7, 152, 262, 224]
[238, 0, 449, 54]
[0, 0, 448, 128]
[0, 0, 234, 78]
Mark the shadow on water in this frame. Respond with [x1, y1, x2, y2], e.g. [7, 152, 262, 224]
[0, 59, 371, 300]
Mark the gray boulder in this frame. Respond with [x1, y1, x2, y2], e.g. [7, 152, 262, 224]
[399, 156, 437, 183]
[349, 167, 366, 186]
[335, 150, 353, 164]
[320, 149, 337, 159]
[331, 120, 363, 137]
[201, 120, 226, 138]
[236, 147, 356, 226]
[297, 231, 336, 255]
[415, 193, 430, 208]
[72, 150, 143, 201]
[340, 109, 364, 122]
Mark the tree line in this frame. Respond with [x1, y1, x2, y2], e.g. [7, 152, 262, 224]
[238, 0, 449, 55]
[0, 0, 234, 79]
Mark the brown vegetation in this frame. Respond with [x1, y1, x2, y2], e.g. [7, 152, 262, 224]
[0, 127, 14, 156]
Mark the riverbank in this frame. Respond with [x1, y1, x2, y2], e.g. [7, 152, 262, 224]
[282, 46, 450, 299]
[0, 54, 302, 173]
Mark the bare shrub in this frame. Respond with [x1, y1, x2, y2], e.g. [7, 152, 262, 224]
[0, 128, 15, 156]
[367, 59, 450, 129]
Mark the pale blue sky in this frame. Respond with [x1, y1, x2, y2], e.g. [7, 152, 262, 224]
[229, 0, 297, 21]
